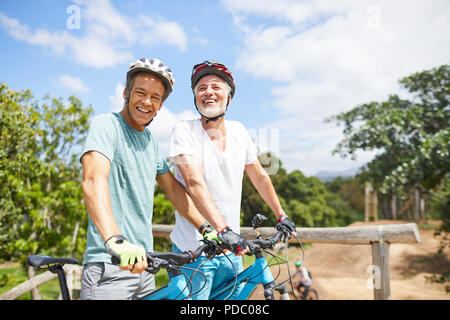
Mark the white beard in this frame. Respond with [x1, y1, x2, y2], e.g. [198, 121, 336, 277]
[197, 100, 227, 118]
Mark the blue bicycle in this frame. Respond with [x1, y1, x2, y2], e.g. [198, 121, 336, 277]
[27, 242, 213, 300]
[27, 215, 303, 300]
[196, 214, 303, 300]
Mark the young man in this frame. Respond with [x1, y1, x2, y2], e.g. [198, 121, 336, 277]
[79, 58, 207, 300]
[169, 60, 296, 299]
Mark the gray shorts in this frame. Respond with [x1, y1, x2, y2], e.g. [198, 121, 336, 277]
[80, 262, 155, 300]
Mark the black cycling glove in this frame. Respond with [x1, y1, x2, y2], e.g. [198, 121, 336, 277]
[276, 214, 296, 234]
[217, 226, 248, 254]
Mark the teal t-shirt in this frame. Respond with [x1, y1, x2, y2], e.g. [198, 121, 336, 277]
[81, 112, 169, 264]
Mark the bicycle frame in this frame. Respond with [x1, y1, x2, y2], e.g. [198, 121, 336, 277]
[147, 230, 294, 300]
[144, 252, 281, 300]
[142, 269, 192, 300]
[210, 254, 275, 300]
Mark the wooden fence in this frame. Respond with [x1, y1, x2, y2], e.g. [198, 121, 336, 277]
[1, 223, 421, 300]
[153, 223, 422, 300]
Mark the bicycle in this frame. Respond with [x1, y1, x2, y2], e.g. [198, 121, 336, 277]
[288, 286, 319, 300]
[27, 214, 305, 300]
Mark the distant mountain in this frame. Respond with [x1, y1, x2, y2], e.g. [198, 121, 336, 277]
[314, 168, 360, 182]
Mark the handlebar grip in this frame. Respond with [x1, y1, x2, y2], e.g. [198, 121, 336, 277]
[111, 256, 120, 266]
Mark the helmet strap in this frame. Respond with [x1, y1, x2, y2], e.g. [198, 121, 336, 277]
[195, 95, 231, 124]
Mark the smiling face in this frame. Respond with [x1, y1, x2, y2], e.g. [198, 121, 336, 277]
[194, 74, 231, 118]
[121, 72, 165, 131]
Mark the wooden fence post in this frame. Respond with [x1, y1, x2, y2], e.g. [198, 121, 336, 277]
[365, 182, 378, 221]
[371, 241, 391, 300]
[391, 195, 397, 220]
[371, 225, 391, 300]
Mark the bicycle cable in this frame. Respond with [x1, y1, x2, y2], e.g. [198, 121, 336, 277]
[221, 251, 238, 300]
[172, 265, 196, 300]
[274, 232, 306, 300]
[183, 257, 209, 299]
[255, 231, 306, 299]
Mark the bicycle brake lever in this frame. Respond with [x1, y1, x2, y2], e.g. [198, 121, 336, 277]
[146, 256, 162, 274]
[245, 242, 260, 255]
[201, 239, 222, 260]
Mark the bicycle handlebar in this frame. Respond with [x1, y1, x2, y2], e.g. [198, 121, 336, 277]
[111, 242, 215, 273]
[111, 229, 288, 272]
[246, 230, 284, 251]
[148, 243, 210, 267]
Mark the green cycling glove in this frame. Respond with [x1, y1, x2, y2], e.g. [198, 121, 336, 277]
[203, 228, 219, 242]
[104, 235, 146, 267]
[199, 222, 219, 242]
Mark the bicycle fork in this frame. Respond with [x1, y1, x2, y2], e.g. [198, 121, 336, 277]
[263, 282, 290, 300]
[254, 250, 290, 300]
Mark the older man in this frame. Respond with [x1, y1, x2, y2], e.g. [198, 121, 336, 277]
[169, 60, 296, 299]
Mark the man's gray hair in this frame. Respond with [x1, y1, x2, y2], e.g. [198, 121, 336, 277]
[193, 77, 232, 98]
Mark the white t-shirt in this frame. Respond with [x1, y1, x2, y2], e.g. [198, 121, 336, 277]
[169, 118, 258, 252]
[298, 267, 312, 286]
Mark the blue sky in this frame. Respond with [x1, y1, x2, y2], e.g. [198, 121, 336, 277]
[1, 0, 449, 176]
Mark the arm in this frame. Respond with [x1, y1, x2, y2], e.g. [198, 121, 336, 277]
[244, 159, 286, 220]
[171, 154, 228, 231]
[245, 159, 297, 235]
[81, 151, 147, 273]
[155, 171, 205, 230]
[81, 151, 120, 241]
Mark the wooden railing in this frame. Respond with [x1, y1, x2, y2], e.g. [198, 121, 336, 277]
[154, 223, 421, 300]
[1, 223, 421, 300]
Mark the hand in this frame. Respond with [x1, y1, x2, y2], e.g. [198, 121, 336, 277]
[202, 226, 219, 243]
[201, 225, 223, 259]
[276, 215, 297, 236]
[217, 226, 249, 256]
[105, 235, 148, 274]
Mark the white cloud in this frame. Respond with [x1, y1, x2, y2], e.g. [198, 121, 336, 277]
[223, 0, 450, 175]
[139, 16, 188, 52]
[74, 0, 134, 41]
[0, 0, 187, 68]
[109, 82, 125, 112]
[222, 0, 344, 26]
[55, 74, 90, 94]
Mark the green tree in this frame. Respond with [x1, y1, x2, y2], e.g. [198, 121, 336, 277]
[327, 65, 449, 193]
[241, 153, 287, 227]
[0, 83, 93, 265]
[325, 176, 365, 219]
[241, 154, 361, 228]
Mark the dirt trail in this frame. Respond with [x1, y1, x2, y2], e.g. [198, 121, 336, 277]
[250, 220, 449, 300]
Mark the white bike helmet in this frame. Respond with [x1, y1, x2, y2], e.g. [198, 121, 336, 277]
[126, 58, 175, 102]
